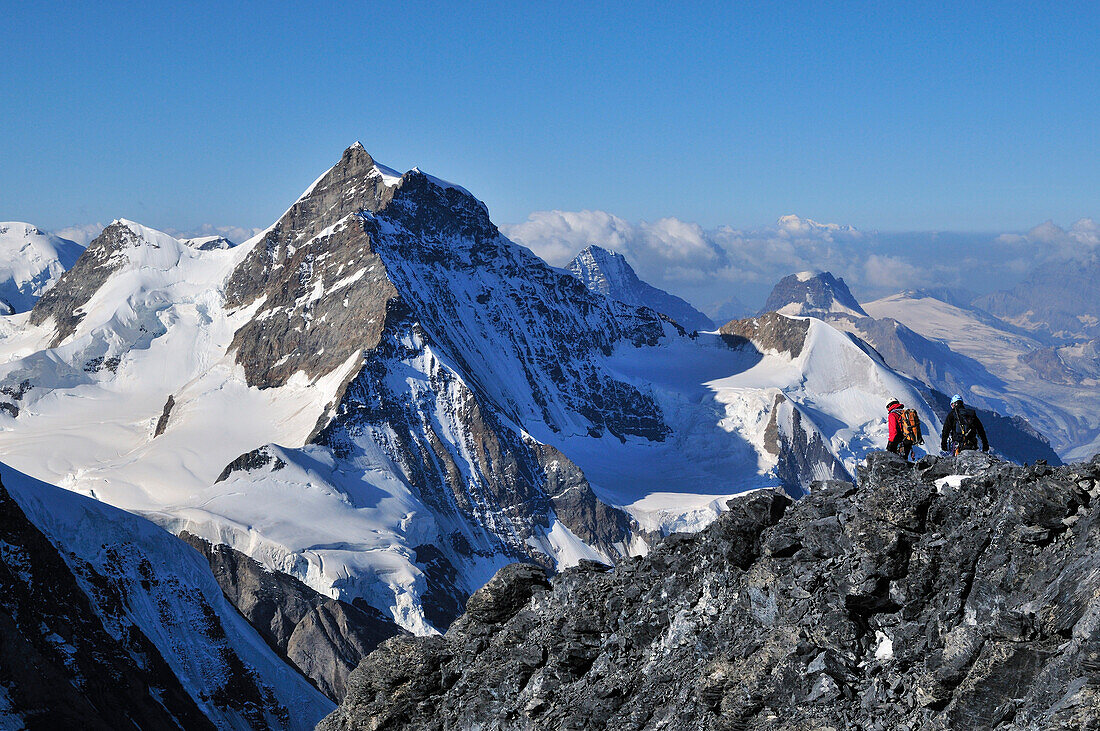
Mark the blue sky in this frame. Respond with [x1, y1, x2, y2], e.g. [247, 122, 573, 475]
[2, 1, 1098, 303]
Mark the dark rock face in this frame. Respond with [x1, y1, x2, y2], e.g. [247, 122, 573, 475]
[463, 564, 552, 625]
[224, 144, 400, 390]
[0, 481, 213, 730]
[216, 445, 287, 482]
[29, 221, 150, 346]
[154, 394, 175, 436]
[719, 312, 810, 358]
[535, 443, 648, 553]
[759, 271, 867, 318]
[179, 532, 405, 701]
[360, 170, 670, 442]
[321, 451, 1100, 730]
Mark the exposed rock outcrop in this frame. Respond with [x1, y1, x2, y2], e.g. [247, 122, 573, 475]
[719, 312, 810, 358]
[180, 533, 406, 701]
[321, 451, 1100, 730]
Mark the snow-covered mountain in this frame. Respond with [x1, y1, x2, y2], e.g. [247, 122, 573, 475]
[0, 463, 333, 729]
[751, 276, 1059, 464]
[0, 222, 84, 314]
[0, 144, 1039, 647]
[567, 245, 715, 331]
[760, 270, 867, 318]
[864, 290, 1099, 459]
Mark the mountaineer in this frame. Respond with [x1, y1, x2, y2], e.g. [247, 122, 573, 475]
[886, 399, 923, 460]
[940, 394, 989, 454]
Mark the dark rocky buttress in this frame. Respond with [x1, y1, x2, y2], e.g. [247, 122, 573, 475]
[321, 451, 1100, 730]
[179, 532, 406, 702]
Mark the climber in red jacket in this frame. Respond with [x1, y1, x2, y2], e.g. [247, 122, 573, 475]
[886, 399, 915, 460]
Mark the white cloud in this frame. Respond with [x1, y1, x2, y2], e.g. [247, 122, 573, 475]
[862, 254, 930, 289]
[502, 209, 1090, 316]
[52, 223, 105, 246]
[503, 211, 886, 313]
[166, 223, 264, 245]
[1000, 218, 1100, 265]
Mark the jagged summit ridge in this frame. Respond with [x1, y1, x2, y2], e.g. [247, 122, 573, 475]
[760, 270, 867, 318]
[322, 451, 1100, 730]
[568, 244, 715, 332]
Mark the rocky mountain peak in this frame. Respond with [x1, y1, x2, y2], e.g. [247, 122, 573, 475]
[568, 244, 715, 332]
[384, 167, 494, 239]
[760, 270, 867, 318]
[28, 220, 181, 345]
[719, 311, 810, 358]
[571, 245, 632, 285]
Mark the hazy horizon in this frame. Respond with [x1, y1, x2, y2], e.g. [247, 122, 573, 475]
[23, 205, 1096, 318]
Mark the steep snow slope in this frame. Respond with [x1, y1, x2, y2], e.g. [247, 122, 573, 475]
[865, 291, 1100, 458]
[0, 222, 84, 314]
[2, 463, 333, 729]
[567, 245, 715, 332]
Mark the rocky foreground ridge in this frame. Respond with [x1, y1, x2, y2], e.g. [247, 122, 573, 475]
[321, 451, 1100, 730]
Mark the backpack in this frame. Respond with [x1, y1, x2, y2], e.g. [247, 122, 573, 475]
[953, 407, 978, 445]
[900, 408, 922, 444]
